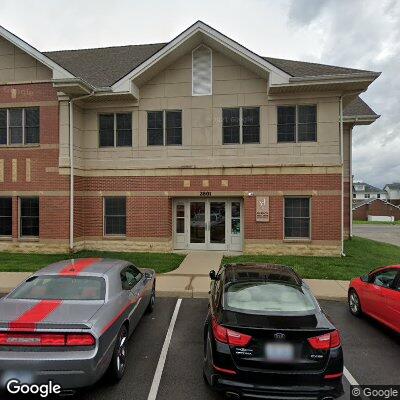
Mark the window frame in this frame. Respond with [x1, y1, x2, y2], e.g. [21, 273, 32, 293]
[19, 197, 39, 239]
[147, 110, 182, 146]
[0, 197, 12, 238]
[0, 107, 40, 147]
[277, 104, 317, 143]
[98, 113, 133, 148]
[103, 196, 127, 237]
[222, 107, 260, 145]
[283, 197, 312, 240]
[192, 44, 213, 96]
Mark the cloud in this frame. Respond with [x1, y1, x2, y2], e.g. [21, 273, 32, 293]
[288, 0, 400, 188]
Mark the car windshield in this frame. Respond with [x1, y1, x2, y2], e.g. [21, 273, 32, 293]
[9, 276, 106, 301]
[225, 282, 316, 314]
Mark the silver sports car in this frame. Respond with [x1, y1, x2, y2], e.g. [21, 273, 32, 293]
[0, 258, 156, 391]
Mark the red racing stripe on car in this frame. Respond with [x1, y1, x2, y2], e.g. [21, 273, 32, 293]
[8, 300, 62, 332]
[59, 258, 101, 276]
[100, 297, 142, 335]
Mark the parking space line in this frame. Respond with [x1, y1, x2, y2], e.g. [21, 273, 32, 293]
[344, 366, 359, 386]
[147, 298, 182, 400]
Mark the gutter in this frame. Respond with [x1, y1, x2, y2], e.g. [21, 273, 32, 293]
[69, 92, 95, 252]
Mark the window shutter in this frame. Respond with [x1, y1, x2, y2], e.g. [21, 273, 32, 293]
[192, 45, 212, 96]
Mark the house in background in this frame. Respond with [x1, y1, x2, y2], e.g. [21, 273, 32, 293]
[0, 21, 380, 256]
[384, 183, 400, 206]
[353, 182, 387, 203]
[353, 198, 400, 221]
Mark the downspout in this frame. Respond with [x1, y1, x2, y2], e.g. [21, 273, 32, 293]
[69, 92, 95, 252]
[339, 96, 345, 256]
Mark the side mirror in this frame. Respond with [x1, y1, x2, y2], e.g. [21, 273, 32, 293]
[144, 272, 152, 280]
[360, 274, 369, 283]
[209, 270, 218, 280]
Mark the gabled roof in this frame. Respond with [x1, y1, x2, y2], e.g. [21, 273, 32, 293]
[353, 198, 400, 211]
[353, 182, 386, 193]
[384, 183, 400, 190]
[0, 25, 74, 80]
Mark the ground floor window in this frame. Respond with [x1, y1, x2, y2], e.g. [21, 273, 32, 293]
[284, 197, 310, 239]
[104, 197, 126, 236]
[20, 197, 39, 237]
[0, 197, 12, 236]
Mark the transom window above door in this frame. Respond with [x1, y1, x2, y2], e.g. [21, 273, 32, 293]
[222, 107, 260, 144]
[99, 113, 132, 147]
[147, 110, 182, 146]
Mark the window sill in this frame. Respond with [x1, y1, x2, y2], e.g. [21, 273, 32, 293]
[18, 237, 39, 242]
[103, 235, 127, 240]
[283, 238, 312, 243]
[0, 236, 12, 241]
[0, 144, 40, 148]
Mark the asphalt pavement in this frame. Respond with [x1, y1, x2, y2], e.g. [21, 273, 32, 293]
[353, 224, 400, 247]
[2, 298, 400, 400]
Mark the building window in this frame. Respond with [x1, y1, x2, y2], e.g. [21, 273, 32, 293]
[222, 107, 260, 144]
[104, 197, 126, 236]
[277, 105, 316, 143]
[284, 198, 310, 239]
[377, 194, 381, 199]
[0, 197, 12, 236]
[365, 194, 370, 199]
[0, 108, 40, 146]
[99, 113, 132, 147]
[20, 197, 39, 237]
[192, 45, 212, 96]
[147, 110, 182, 146]
[353, 193, 356, 198]
[231, 201, 241, 235]
[176, 204, 185, 234]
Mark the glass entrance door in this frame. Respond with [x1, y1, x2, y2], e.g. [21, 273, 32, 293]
[189, 200, 227, 250]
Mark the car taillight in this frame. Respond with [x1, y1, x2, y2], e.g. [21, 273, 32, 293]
[0, 333, 95, 347]
[211, 318, 252, 347]
[66, 334, 95, 346]
[308, 330, 341, 350]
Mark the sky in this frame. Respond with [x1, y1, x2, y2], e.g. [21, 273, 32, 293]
[1, 0, 399, 188]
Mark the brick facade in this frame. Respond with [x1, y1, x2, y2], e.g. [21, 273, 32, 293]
[353, 199, 400, 221]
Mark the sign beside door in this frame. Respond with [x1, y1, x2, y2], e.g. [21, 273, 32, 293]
[256, 196, 269, 222]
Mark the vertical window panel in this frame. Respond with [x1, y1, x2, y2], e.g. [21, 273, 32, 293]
[116, 113, 132, 147]
[9, 109, 23, 145]
[25, 108, 40, 144]
[20, 197, 39, 237]
[192, 45, 212, 96]
[166, 111, 182, 145]
[99, 114, 115, 147]
[104, 197, 126, 236]
[242, 107, 260, 143]
[147, 111, 164, 146]
[0, 197, 12, 236]
[298, 105, 317, 141]
[277, 106, 296, 142]
[222, 108, 240, 144]
[0, 109, 6, 145]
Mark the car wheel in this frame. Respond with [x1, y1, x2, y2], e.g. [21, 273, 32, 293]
[348, 289, 362, 317]
[108, 324, 128, 383]
[146, 284, 156, 314]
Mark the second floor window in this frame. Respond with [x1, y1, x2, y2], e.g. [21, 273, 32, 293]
[222, 107, 260, 144]
[99, 113, 132, 147]
[0, 107, 40, 146]
[277, 105, 317, 143]
[147, 110, 182, 146]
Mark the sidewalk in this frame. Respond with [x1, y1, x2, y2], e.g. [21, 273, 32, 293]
[0, 251, 349, 301]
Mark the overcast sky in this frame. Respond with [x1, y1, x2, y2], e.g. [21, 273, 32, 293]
[1, 0, 399, 188]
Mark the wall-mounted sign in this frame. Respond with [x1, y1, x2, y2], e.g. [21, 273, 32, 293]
[200, 191, 212, 197]
[256, 196, 269, 222]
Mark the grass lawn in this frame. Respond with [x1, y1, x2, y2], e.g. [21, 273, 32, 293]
[0, 251, 185, 273]
[353, 220, 400, 225]
[223, 236, 400, 281]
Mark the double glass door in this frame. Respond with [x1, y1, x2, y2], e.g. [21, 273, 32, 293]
[174, 199, 242, 251]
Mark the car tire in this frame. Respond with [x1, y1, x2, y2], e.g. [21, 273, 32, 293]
[107, 324, 128, 383]
[348, 289, 362, 317]
[146, 283, 156, 314]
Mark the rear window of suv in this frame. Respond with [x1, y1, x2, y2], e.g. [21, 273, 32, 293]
[9, 276, 106, 301]
[225, 282, 316, 314]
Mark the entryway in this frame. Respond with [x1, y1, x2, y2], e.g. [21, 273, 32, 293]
[173, 198, 243, 251]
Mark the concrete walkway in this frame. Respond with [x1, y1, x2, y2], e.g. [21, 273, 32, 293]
[0, 252, 349, 301]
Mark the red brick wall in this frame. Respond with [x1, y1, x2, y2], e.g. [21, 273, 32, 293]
[353, 200, 400, 221]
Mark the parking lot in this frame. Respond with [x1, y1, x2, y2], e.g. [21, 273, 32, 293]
[3, 297, 400, 400]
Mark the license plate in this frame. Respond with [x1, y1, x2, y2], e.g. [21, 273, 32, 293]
[265, 342, 294, 362]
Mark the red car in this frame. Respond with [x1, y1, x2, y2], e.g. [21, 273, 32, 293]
[348, 265, 400, 333]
